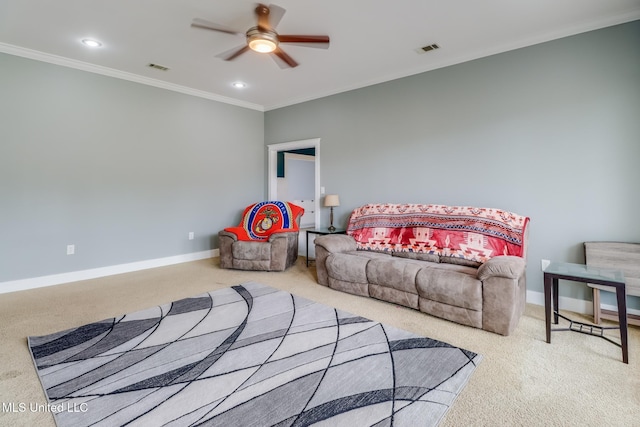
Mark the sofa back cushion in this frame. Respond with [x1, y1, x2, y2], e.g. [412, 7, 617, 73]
[224, 201, 304, 241]
[347, 203, 529, 264]
[392, 251, 440, 263]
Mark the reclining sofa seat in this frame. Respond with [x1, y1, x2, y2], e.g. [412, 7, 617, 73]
[219, 201, 304, 271]
[314, 203, 530, 336]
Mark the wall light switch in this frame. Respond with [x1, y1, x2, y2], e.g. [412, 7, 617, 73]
[188, 232, 194, 240]
[320, 186, 325, 194]
[67, 244, 75, 255]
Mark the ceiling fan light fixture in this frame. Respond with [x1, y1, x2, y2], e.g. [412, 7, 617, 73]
[191, 5, 329, 68]
[246, 27, 278, 53]
[249, 39, 277, 53]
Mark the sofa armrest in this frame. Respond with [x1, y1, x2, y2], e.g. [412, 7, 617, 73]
[219, 230, 239, 242]
[314, 234, 357, 254]
[268, 231, 299, 271]
[313, 235, 356, 287]
[478, 256, 527, 336]
[477, 256, 526, 281]
[218, 230, 238, 269]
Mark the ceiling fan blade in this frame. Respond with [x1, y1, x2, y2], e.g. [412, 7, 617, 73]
[271, 47, 298, 68]
[191, 18, 243, 36]
[278, 35, 330, 49]
[267, 4, 286, 29]
[216, 45, 250, 61]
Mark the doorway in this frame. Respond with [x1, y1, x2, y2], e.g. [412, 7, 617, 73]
[278, 152, 315, 227]
[267, 138, 321, 257]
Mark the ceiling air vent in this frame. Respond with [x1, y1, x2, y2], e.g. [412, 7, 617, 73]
[148, 63, 170, 71]
[419, 43, 440, 53]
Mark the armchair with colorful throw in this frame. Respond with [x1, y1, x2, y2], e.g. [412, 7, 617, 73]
[218, 201, 305, 271]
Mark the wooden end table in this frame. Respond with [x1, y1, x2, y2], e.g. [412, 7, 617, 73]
[544, 261, 628, 363]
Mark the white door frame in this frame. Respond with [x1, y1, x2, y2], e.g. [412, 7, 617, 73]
[267, 138, 320, 228]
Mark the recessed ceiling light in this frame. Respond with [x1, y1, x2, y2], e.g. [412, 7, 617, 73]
[232, 82, 247, 89]
[81, 39, 102, 48]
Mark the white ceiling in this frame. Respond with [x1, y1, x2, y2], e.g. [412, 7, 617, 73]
[1, 1, 639, 111]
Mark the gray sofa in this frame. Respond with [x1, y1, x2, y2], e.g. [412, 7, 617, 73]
[313, 204, 530, 336]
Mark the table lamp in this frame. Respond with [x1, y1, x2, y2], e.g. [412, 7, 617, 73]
[324, 194, 340, 231]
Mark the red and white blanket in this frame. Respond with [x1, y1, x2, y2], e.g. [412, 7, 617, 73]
[347, 203, 529, 263]
[225, 201, 304, 241]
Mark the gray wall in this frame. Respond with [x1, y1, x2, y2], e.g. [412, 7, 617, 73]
[265, 21, 640, 307]
[0, 53, 264, 283]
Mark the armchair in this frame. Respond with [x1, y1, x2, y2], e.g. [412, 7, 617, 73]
[218, 201, 304, 271]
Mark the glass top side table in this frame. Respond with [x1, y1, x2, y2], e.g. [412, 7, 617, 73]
[543, 261, 628, 363]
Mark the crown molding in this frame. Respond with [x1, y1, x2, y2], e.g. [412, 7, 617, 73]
[0, 42, 264, 112]
[264, 11, 640, 111]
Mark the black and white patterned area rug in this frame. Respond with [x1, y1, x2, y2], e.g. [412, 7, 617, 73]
[28, 282, 481, 427]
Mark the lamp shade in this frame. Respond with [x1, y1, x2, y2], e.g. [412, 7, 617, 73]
[324, 194, 340, 207]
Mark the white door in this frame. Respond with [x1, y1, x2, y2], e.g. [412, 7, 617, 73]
[278, 153, 315, 228]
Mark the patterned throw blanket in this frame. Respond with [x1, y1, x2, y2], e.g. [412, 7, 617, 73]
[224, 201, 304, 241]
[347, 204, 529, 263]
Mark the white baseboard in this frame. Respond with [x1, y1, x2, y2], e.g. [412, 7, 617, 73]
[526, 290, 640, 317]
[0, 249, 219, 295]
[3, 258, 639, 318]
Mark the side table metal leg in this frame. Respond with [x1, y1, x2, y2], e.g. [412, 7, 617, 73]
[552, 278, 559, 324]
[592, 288, 601, 324]
[306, 231, 310, 267]
[616, 287, 629, 364]
[544, 274, 552, 344]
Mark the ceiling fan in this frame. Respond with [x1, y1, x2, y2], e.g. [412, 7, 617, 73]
[191, 3, 330, 68]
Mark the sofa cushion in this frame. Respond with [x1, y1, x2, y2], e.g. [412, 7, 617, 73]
[415, 267, 482, 311]
[439, 255, 482, 268]
[392, 251, 440, 263]
[328, 277, 369, 297]
[232, 241, 271, 260]
[326, 253, 370, 284]
[366, 259, 422, 295]
[429, 262, 479, 276]
[232, 259, 271, 271]
[419, 298, 483, 329]
[370, 284, 418, 309]
[346, 250, 391, 259]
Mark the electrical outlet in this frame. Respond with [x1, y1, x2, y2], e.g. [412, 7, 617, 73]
[67, 244, 75, 255]
[188, 232, 194, 240]
[541, 259, 550, 271]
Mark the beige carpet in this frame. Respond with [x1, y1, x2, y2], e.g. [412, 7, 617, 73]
[1, 257, 638, 426]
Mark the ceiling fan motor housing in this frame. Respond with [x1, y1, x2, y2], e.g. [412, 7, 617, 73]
[246, 27, 279, 52]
